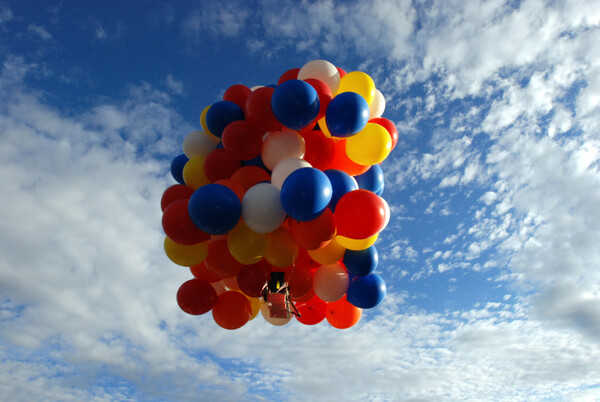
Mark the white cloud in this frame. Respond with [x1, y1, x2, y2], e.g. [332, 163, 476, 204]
[27, 24, 52, 40]
[0, 3, 13, 24]
[164, 74, 184, 95]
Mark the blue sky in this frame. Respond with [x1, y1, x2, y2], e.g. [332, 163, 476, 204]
[1, 0, 600, 400]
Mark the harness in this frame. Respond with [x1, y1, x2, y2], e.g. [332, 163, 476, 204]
[262, 271, 301, 319]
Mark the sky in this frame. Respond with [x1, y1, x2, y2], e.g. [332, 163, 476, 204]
[1, 0, 599, 400]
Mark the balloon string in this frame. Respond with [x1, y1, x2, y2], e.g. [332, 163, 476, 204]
[287, 262, 301, 317]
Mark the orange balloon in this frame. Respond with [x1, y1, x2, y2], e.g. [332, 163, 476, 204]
[230, 165, 271, 191]
[289, 208, 336, 250]
[326, 297, 362, 329]
[265, 227, 299, 268]
[328, 139, 370, 176]
[190, 261, 222, 282]
[212, 291, 252, 330]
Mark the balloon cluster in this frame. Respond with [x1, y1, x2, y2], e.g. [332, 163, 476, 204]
[161, 60, 398, 330]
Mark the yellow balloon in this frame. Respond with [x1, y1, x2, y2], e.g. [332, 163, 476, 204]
[336, 71, 376, 105]
[318, 117, 333, 138]
[345, 123, 392, 165]
[265, 227, 299, 268]
[199, 105, 220, 142]
[227, 221, 269, 264]
[247, 296, 261, 320]
[307, 237, 345, 264]
[164, 237, 209, 266]
[335, 233, 378, 251]
[182, 156, 210, 190]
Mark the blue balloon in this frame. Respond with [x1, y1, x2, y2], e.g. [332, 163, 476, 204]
[347, 273, 386, 309]
[355, 164, 384, 195]
[343, 246, 379, 276]
[188, 184, 241, 235]
[271, 80, 320, 130]
[325, 92, 369, 137]
[170, 154, 188, 184]
[280, 167, 332, 221]
[206, 101, 245, 138]
[241, 154, 270, 173]
[324, 169, 358, 211]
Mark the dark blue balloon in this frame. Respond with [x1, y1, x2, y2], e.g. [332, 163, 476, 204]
[280, 167, 332, 221]
[347, 273, 386, 309]
[241, 154, 270, 173]
[325, 92, 369, 137]
[170, 154, 188, 184]
[324, 169, 358, 211]
[343, 246, 379, 276]
[188, 184, 241, 235]
[355, 164, 384, 195]
[271, 80, 320, 130]
[206, 101, 245, 138]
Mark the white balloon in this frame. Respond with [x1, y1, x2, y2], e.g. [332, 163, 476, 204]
[182, 130, 217, 159]
[369, 89, 386, 119]
[271, 157, 312, 189]
[381, 197, 391, 232]
[313, 263, 349, 302]
[242, 183, 287, 234]
[261, 129, 305, 171]
[250, 85, 264, 91]
[298, 59, 341, 94]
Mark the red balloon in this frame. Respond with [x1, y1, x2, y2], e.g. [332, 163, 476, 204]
[335, 190, 386, 239]
[299, 119, 318, 135]
[162, 199, 211, 245]
[205, 238, 244, 278]
[328, 139, 370, 176]
[296, 295, 327, 325]
[278, 68, 300, 85]
[161, 184, 194, 211]
[203, 148, 241, 182]
[245, 87, 282, 132]
[212, 291, 252, 329]
[214, 178, 245, 201]
[221, 120, 263, 161]
[288, 263, 314, 300]
[177, 279, 218, 315]
[304, 78, 332, 120]
[237, 260, 269, 297]
[302, 130, 336, 171]
[289, 208, 336, 250]
[295, 247, 321, 269]
[190, 261, 222, 283]
[337, 67, 347, 78]
[230, 165, 271, 191]
[370, 117, 398, 151]
[223, 84, 252, 110]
